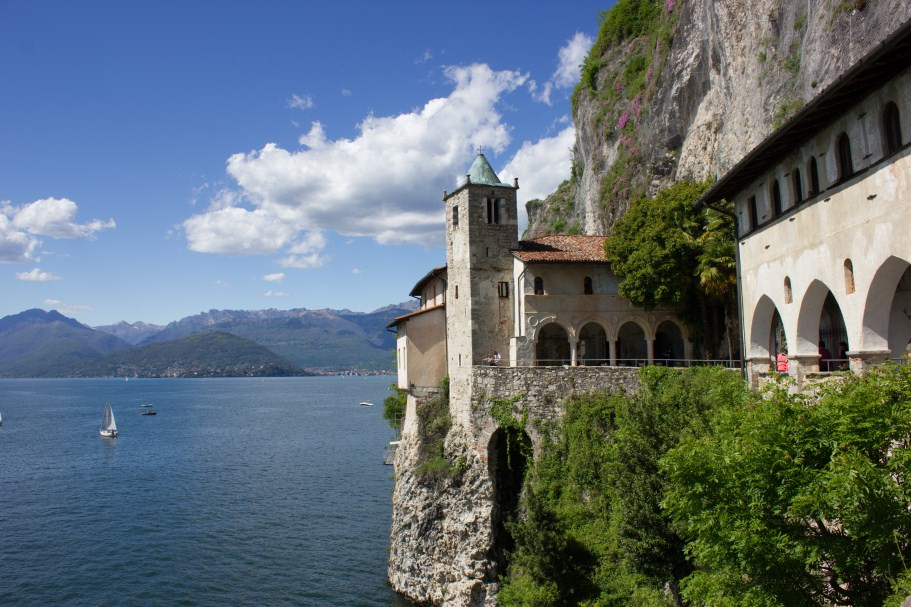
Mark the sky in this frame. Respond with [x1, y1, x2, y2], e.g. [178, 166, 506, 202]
[1, 0, 610, 326]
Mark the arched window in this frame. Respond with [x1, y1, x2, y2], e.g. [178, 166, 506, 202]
[792, 168, 803, 204]
[844, 259, 855, 294]
[784, 276, 793, 304]
[533, 277, 544, 295]
[583, 276, 593, 295]
[771, 180, 782, 217]
[808, 156, 820, 196]
[883, 101, 903, 156]
[837, 132, 854, 182]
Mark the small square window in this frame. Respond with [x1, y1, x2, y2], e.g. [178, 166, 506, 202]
[497, 282, 509, 298]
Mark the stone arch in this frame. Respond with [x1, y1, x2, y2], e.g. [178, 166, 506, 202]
[617, 319, 648, 366]
[796, 280, 847, 356]
[488, 426, 532, 579]
[861, 255, 911, 353]
[654, 320, 685, 364]
[535, 322, 571, 366]
[750, 294, 786, 358]
[796, 279, 838, 355]
[577, 321, 608, 365]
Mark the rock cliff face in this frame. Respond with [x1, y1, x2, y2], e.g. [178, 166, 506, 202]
[527, 0, 911, 237]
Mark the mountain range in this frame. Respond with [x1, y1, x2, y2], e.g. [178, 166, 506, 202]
[0, 303, 417, 378]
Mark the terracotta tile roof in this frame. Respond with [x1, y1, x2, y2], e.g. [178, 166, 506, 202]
[386, 303, 445, 328]
[513, 235, 608, 263]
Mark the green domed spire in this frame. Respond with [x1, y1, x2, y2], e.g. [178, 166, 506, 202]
[466, 153, 503, 186]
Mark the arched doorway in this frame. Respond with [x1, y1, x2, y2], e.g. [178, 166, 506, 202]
[654, 320, 684, 365]
[578, 322, 607, 365]
[488, 427, 532, 579]
[863, 256, 911, 359]
[819, 292, 848, 371]
[617, 321, 648, 366]
[535, 322, 570, 366]
[770, 309, 787, 365]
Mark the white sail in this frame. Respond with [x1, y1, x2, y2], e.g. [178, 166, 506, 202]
[101, 403, 117, 435]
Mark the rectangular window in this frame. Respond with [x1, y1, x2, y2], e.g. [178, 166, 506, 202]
[498, 281, 509, 298]
[454, 285, 459, 299]
[486, 198, 493, 224]
[452, 205, 459, 226]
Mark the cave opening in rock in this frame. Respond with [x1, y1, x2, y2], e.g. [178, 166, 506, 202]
[488, 427, 532, 579]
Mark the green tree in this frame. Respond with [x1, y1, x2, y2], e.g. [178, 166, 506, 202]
[663, 365, 911, 607]
[604, 180, 737, 359]
[501, 366, 749, 606]
[383, 383, 407, 430]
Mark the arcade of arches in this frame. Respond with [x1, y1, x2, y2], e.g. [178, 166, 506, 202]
[749, 257, 911, 381]
[533, 318, 688, 367]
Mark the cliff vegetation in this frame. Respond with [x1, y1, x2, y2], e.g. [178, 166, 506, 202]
[499, 366, 911, 607]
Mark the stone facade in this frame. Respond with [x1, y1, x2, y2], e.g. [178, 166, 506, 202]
[705, 51, 911, 387]
[388, 366, 641, 607]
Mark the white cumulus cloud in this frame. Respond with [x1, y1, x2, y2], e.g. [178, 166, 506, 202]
[533, 32, 593, 105]
[263, 272, 285, 282]
[499, 125, 576, 231]
[16, 267, 61, 281]
[0, 198, 115, 263]
[183, 63, 528, 257]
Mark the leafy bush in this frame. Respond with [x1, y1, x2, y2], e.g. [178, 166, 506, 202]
[501, 366, 749, 605]
[383, 383, 407, 429]
[415, 376, 455, 481]
[663, 365, 911, 607]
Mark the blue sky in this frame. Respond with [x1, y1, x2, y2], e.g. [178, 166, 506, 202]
[1, 0, 608, 326]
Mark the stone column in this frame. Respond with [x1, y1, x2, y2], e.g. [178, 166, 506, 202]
[570, 340, 578, 367]
[849, 349, 893, 372]
[747, 356, 772, 389]
[788, 354, 821, 385]
[609, 339, 617, 367]
[646, 337, 654, 366]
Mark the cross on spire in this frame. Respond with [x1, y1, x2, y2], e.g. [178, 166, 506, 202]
[477, 146, 484, 156]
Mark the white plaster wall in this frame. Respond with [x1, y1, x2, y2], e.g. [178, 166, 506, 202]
[739, 150, 911, 359]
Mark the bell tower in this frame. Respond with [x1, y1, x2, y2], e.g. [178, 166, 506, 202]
[443, 153, 519, 388]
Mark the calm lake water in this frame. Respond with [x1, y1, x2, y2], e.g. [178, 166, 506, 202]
[0, 376, 414, 607]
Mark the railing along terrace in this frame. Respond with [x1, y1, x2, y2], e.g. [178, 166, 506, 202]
[475, 358, 741, 369]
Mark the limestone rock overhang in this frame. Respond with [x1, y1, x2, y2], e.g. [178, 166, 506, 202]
[386, 303, 446, 329]
[512, 234, 609, 264]
[699, 17, 911, 207]
[408, 265, 447, 298]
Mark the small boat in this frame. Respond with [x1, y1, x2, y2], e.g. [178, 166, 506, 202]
[0, 411, 3, 426]
[99, 403, 117, 438]
[141, 410, 157, 416]
[141, 403, 154, 407]
[359, 401, 375, 407]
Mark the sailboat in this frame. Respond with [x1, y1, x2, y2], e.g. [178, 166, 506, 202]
[0, 411, 3, 426]
[99, 403, 117, 438]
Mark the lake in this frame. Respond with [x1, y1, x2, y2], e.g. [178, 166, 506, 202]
[0, 376, 414, 607]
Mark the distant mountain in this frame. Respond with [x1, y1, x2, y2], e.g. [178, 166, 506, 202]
[93, 320, 164, 345]
[0, 309, 131, 377]
[68, 331, 308, 378]
[139, 304, 415, 371]
[0, 303, 415, 377]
